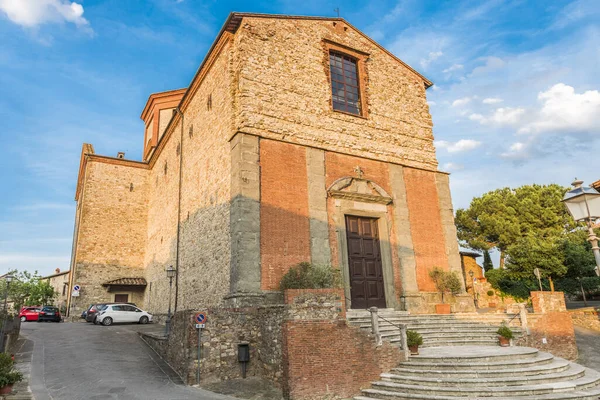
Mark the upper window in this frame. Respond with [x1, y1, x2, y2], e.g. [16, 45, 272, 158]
[329, 52, 362, 115]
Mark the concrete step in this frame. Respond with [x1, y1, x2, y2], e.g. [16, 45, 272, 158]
[391, 358, 571, 378]
[408, 346, 539, 363]
[380, 363, 586, 388]
[399, 351, 555, 371]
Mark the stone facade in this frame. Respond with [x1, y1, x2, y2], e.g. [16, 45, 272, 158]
[68, 12, 470, 397]
[569, 307, 600, 331]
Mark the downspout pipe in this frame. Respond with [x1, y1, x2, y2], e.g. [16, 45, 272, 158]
[174, 107, 184, 314]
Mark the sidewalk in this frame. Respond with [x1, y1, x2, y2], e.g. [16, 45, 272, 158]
[2, 338, 33, 400]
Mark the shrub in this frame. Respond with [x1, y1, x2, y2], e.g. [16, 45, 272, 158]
[279, 262, 342, 290]
[487, 290, 495, 297]
[428, 267, 462, 303]
[496, 324, 513, 339]
[0, 353, 22, 388]
[406, 330, 423, 347]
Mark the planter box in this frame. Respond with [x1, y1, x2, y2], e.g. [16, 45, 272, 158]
[435, 304, 451, 314]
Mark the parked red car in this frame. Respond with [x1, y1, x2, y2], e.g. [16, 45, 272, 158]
[19, 307, 41, 322]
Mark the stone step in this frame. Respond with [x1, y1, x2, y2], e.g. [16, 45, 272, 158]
[365, 324, 523, 332]
[355, 385, 600, 400]
[380, 363, 586, 388]
[365, 368, 600, 397]
[399, 352, 555, 371]
[351, 318, 522, 327]
[408, 346, 539, 363]
[391, 358, 571, 378]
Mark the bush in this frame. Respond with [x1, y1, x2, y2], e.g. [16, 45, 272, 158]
[406, 330, 423, 347]
[428, 267, 462, 303]
[487, 290, 495, 297]
[496, 324, 513, 339]
[280, 262, 342, 290]
[0, 353, 22, 388]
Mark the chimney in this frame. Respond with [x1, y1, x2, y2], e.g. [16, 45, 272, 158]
[55, 268, 60, 274]
[117, 152, 125, 159]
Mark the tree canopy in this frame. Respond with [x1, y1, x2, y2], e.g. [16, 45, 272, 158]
[1, 270, 57, 310]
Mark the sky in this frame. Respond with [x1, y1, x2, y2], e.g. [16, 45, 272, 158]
[0, 0, 598, 277]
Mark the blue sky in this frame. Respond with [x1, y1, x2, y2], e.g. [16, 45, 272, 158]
[0, 0, 598, 276]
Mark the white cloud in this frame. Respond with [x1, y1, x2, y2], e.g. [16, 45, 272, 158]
[470, 56, 505, 76]
[0, 0, 89, 28]
[500, 141, 529, 159]
[443, 162, 464, 171]
[469, 107, 525, 126]
[452, 96, 472, 107]
[519, 83, 600, 134]
[443, 64, 464, 73]
[483, 97, 503, 104]
[420, 51, 443, 68]
[435, 139, 482, 153]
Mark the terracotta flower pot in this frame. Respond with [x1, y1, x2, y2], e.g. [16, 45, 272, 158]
[435, 304, 451, 314]
[498, 336, 510, 347]
[0, 384, 13, 395]
[408, 345, 419, 355]
[489, 302, 497, 308]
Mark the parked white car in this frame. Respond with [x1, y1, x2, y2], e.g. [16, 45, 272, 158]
[96, 304, 153, 326]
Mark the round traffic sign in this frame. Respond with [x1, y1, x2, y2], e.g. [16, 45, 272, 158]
[195, 313, 207, 324]
[73, 285, 81, 291]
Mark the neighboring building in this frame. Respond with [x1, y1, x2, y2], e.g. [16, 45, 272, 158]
[459, 251, 483, 295]
[593, 179, 600, 229]
[67, 13, 469, 318]
[43, 269, 70, 311]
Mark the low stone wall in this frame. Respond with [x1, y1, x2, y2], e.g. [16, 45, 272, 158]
[282, 288, 404, 400]
[0, 316, 21, 353]
[569, 307, 600, 331]
[404, 292, 476, 314]
[531, 291, 567, 313]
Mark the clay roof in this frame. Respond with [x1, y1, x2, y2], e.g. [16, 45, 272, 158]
[102, 278, 147, 287]
[42, 270, 70, 280]
[592, 179, 600, 190]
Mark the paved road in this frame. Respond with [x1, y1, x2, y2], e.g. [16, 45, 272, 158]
[574, 325, 600, 372]
[21, 321, 234, 400]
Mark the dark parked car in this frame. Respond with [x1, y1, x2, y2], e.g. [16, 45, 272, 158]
[37, 306, 61, 322]
[86, 302, 136, 323]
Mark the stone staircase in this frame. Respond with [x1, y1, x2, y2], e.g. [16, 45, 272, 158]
[346, 309, 524, 347]
[354, 346, 600, 399]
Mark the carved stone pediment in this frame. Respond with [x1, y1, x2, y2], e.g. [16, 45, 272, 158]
[327, 177, 393, 204]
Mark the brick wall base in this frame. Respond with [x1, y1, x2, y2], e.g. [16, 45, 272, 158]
[515, 312, 578, 361]
[569, 307, 600, 331]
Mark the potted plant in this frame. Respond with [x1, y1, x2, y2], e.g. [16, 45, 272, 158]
[0, 353, 23, 394]
[487, 290, 497, 308]
[497, 324, 513, 347]
[406, 330, 423, 355]
[429, 267, 462, 314]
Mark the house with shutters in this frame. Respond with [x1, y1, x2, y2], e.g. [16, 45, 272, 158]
[67, 12, 472, 320]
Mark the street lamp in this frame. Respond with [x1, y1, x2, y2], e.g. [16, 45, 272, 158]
[0, 275, 13, 353]
[468, 270, 478, 308]
[165, 265, 176, 336]
[562, 179, 600, 277]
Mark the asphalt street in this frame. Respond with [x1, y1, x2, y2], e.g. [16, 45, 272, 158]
[574, 325, 600, 371]
[20, 321, 235, 400]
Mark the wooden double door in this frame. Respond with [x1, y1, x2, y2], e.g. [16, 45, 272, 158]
[345, 215, 386, 309]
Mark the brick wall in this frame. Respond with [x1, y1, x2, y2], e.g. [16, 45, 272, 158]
[531, 291, 567, 313]
[403, 168, 448, 292]
[282, 289, 403, 400]
[260, 139, 311, 291]
[515, 312, 578, 361]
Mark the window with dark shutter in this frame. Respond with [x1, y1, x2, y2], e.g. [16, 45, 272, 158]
[329, 51, 362, 115]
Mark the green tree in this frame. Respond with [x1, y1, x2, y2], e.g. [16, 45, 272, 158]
[0, 270, 57, 310]
[483, 250, 493, 272]
[455, 184, 573, 269]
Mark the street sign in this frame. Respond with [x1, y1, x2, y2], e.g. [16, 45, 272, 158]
[195, 324, 205, 329]
[71, 291, 80, 297]
[195, 313, 207, 324]
[73, 285, 81, 291]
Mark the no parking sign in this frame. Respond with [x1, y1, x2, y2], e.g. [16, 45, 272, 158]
[195, 312, 207, 329]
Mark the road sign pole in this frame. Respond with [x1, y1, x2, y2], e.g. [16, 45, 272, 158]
[196, 327, 201, 385]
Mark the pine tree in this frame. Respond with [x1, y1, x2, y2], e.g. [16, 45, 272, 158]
[483, 250, 494, 273]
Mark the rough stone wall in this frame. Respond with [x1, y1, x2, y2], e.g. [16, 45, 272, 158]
[233, 17, 436, 172]
[46, 272, 70, 310]
[260, 139, 311, 291]
[531, 291, 567, 313]
[144, 40, 233, 315]
[71, 161, 149, 315]
[403, 168, 448, 293]
[569, 308, 600, 331]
